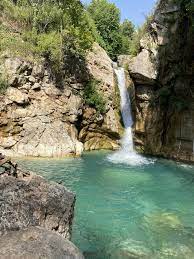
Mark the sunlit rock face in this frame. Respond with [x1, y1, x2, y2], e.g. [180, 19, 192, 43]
[0, 43, 122, 157]
[81, 43, 122, 151]
[124, 0, 194, 162]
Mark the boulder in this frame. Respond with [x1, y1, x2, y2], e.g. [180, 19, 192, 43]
[0, 174, 75, 238]
[0, 226, 84, 259]
[129, 49, 157, 85]
[117, 55, 133, 68]
[6, 87, 29, 105]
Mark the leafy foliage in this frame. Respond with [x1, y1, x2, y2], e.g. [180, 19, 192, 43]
[84, 80, 106, 114]
[0, 74, 9, 94]
[87, 0, 146, 58]
[0, 0, 97, 73]
[120, 19, 135, 55]
[87, 0, 122, 59]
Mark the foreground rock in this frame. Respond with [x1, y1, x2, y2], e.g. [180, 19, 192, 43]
[0, 173, 75, 238]
[0, 226, 84, 259]
[0, 157, 84, 258]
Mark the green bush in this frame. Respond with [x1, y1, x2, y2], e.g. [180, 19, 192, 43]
[87, 0, 122, 59]
[0, 75, 9, 94]
[0, 0, 96, 72]
[84, 80, 106, 114]
[128, 15, 154, 56]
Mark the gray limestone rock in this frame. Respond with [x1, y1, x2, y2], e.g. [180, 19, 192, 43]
[0, 174, 75, 239]
[0, 226, 84, 259]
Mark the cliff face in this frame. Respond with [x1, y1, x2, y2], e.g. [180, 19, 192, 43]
[0, 43, 122, 157]
[128, 0, 194, 162]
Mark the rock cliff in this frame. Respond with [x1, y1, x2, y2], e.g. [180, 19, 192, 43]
[0, 43, 122, 157]
[125, 0, 194, 162]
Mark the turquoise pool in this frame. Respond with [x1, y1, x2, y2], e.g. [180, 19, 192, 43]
[17, 151, 194, 259]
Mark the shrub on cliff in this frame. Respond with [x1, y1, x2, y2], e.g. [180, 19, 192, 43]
[0, 75, 9, 94]
[84, 80, 106, 114]
[120, 19, 135, 55]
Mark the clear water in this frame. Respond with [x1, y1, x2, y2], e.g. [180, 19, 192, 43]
[17, 151, 194, 259]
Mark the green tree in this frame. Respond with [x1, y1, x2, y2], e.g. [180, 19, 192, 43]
[120, 19, 135, 54]
[120, 19, 134, 39]
[87, 0, 122, 60]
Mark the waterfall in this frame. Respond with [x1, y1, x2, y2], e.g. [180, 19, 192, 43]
[115, 68, 134, 152]
[107, 67, 150, 166]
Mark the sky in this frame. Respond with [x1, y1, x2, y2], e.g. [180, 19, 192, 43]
[82, 0, 157, 26]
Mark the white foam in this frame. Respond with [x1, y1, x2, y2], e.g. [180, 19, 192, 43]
[107, 67, 153, 166]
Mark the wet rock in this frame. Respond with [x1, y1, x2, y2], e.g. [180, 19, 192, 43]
[0, 226, 84, 259]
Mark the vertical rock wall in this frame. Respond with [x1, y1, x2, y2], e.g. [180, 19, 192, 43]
[128, 0, 194, 162]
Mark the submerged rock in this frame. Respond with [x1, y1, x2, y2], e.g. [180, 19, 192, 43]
[143, 212, 183, 231]
[156, 243, 194, 259]
[110, 239, 152, 259]
[0, 226, 84, 259]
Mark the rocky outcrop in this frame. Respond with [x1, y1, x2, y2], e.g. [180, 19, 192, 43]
[0, 43, 122, 157]
[0, 226, 84, 259]
[0, 157, 84, 258]
[80, 43, 122, 151]
[0, 173, 75, 238]
[125, 0, 194, 162]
